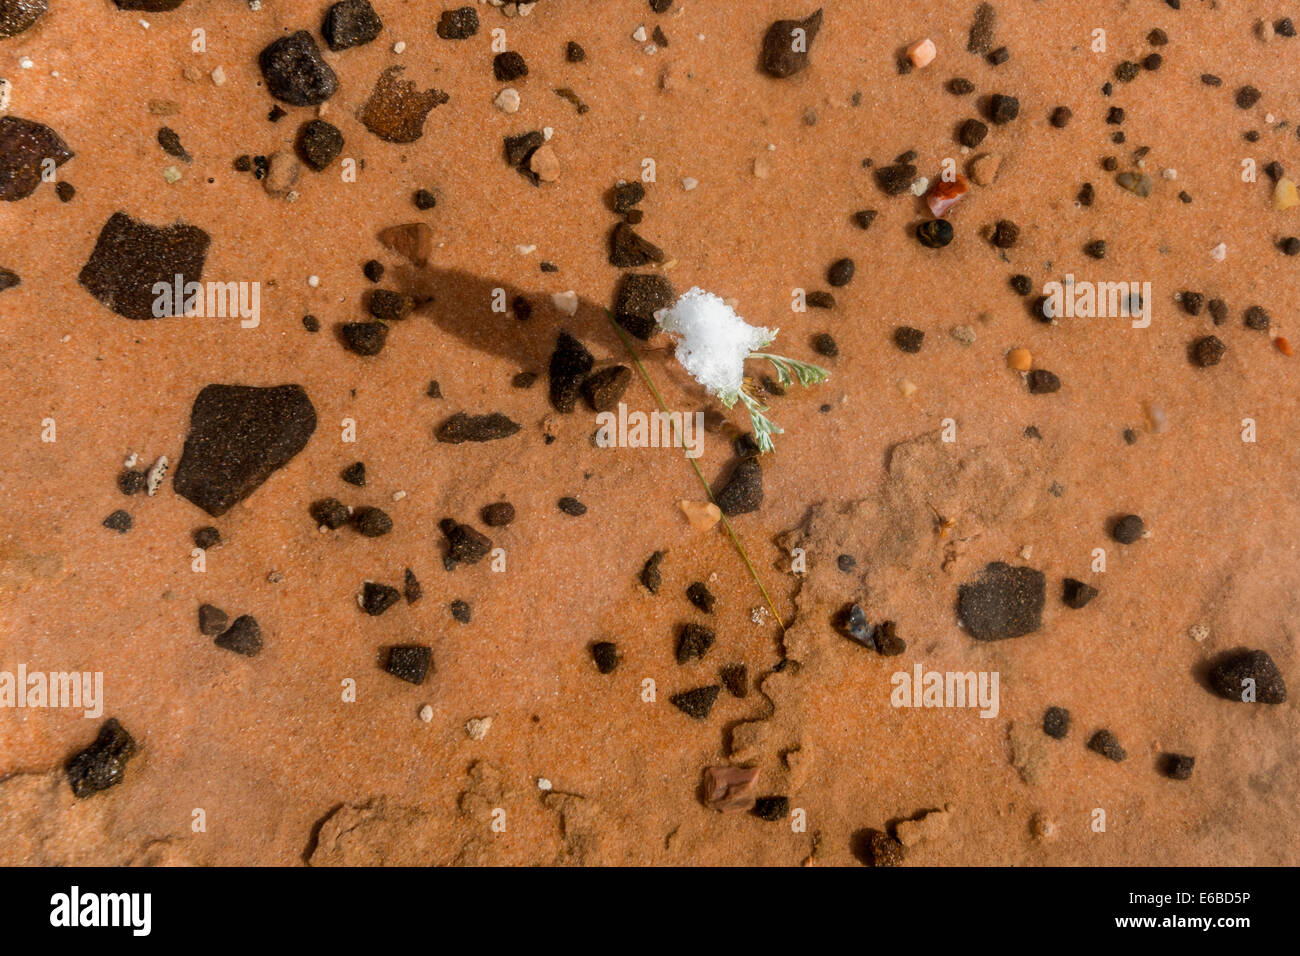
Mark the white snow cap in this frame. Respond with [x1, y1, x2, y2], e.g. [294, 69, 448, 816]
[655, 288, 775, 402]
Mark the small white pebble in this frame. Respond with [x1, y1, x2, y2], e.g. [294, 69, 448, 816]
[542, 126, 553, 140]
[551, 290, 579, 315]
[1161, 168, 1177, 181]
[392, 490, 407, 501]
[0, 78, 11, 112]
[418, 705, 433, 723]
[393, 41, 406, 54]
[494, 87, 521, 113]
[307, 275, 320, 287]
[682, 177, 698, 191]
[123, 453, 139, 468]
[537, 777, 553, 791]
[162, 166, 182, 183]
[1019, 544, 1033, 560]
[515, 243, 537, 255]
[1209, 242, 1227, 261]
[465, 716, 492, 740]
[60, 334, 71, 343]
[910, 176, 930, 196]
[145, 456, 169, 496]
[210, 65, 226, 86]
[632, 25, 647, 42]
[19, 57, 33, 70]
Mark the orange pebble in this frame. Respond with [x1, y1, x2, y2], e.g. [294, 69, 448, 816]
[1277, 336, 1293, 356]
[1006, 348, 1032, 371]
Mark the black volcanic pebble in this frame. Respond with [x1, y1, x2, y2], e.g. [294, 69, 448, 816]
[582, 365, 633, 413]
[987, 93, 1019, 123]
[322, 0, 382, 50]
[385, 645, 432, 684]
[670, 685, 720, 720]
[1042, 706, 1070, 739]
[340, 461, 366, 487]
[947, 77, 975, 95]
[751, 796, 789, 822]
[1208, 299, 1228, 324]
[958, 562, 1045, 640]
[157, 126, 191, 162]
[916, 219, 954, 248]
[957, 118, 988, 148]
[481, 502, 516, 527]
[1087, 730, 1127, 762]
[259, 31, 339, 105]
[103, 510, 132, 532]
[310, 497, 350, 529]
[77, 212, 210, 320]
[676, 623, 716, 663]
[0, 115, 73, 201]
[352, 506, 392, 537]
[1235, 85, 1261, 109]
[361, 582, 401, 616]
[436, 6, 478, 40]
[1084, 239, 1107, 260]
[1280, 237, 1300, 256]
[369, 289, 414, 321]
[413, 188, 437, 210]
[403, 568, 422, 604]
[1277, 18, 1297, 37]
[340, 321, 389, 356]
[198, 603, 229, 636]
[302, 314, 320, 332]
[434, 412, 520, 443]
[611, 181, 645, 213]
[215, 614, 262, 656]
[1191, 335, 1226, 367]
[566, 40, 586, 62]
[609, 222, 665, 267]
[440, 519, 492, 565]
[760, 8, 823, 78]
[1062, 578, 1098, 609]
[117, 469, 146, 495]
[806, 290, 836, 309]
[1208, 649, 1287, 704]
[852, 209, 878, 230]
[875, 163, 917, 195]
[991, 219, 1019, 248]
[614, 273, 675, 339]
[719, 663, 748, 698]
[494, 51, 529, 82]
[1050, 106, 1072, 128]
[812, 333, 838, 357]
[558, 497, 587, 516]
[0, 267, 19, 292]
[686, 581, 716, 613]
[1243, 306, 1271, 331]
[1010, 274, 1033, 295]
[827, 258, 855, 287]
[449, 599, 471, 623]
[715, 458, 763, 516]
[296, 119, 343, 170]
[1181, 291, 1205, 315]
[193, 526, 221, 549]
[549, 331, 595, 413]
[362, 260, 384, 283]
[172, 385, 316, 518]
[640, 551, 664, 594]
[835, 603, 874, 647]
[591, 641, 618, 674]
[894, 326, 925, 352]
[1110, 514, 1144, 544]
[65, 718, 137, 798]
[1026, 369, 1061, 394]
[1160, 753, 1195, 780]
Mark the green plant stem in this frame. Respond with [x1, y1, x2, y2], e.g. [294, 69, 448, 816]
[608, 314, 786, 633]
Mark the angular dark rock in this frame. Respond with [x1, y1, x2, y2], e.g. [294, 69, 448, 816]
[0, 267, 18, 292]
[368, 289, 414, 320]
[957, 562, 1045, 640]
[493, 51, 528, 82]
[198, 603, 229, 636]
[581, 365, 632, 413]
[591, 641, 619, 674]
[835, 603, 875, 647]
[435, 412, 521, 443]
[360, 66, 448, 143]
[385, 645, 432, 684]
[609, 222, 665, 267]
[760, 8, 823, 78]
[66, 718, 136, 798]
[614, 272, 675, 339]
[215, 615, 263, 656]
[1208, 649, 1287, 704]
[77, 212, 209, 320]
[0, 0, 48, 39]
[436, 7, 479, 40]
[172, 384, 317, 517]
[403, 568, 422, 604]
[310, 497, 350, 529]
[875, 163, 917, 196]
[103, 509, 132, 533]
[296, 119, 344, 171]
[611, 181, 645, 213]
[715, 458, 763, 516]
[1062, 578, 1098, 609]
[1160, 753, 1195, 780]
[340, 321, 389, 356]
[259, 31, 339, 106]
[1087, 729, 1127, 762]
[340, 461, 366, 487]
[549, 330, 594, 413]
[322, 0, 382, 50]
[670, 685, 720, 720]
[640, 551, 664, 594]
[719, 663, 748, 698]
[352, 506, 392, 538]
[440, 519, 492, 565]
[686, 581, 715, 613]
[676, 623, 715, 664]
[361, 582, 401, 616]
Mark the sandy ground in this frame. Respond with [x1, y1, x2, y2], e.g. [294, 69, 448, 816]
[0, 0, 1296, 865]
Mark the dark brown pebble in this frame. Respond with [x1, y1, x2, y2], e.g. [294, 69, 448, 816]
[65, 718, 136, 798]
[715, 458, 763, 516]
[403, 568, 422, 604]
[1027, 369, 1060, 394]
[719, 663, 748, 698]
[1077, 182, 1094, 205]
[991, 220, 1019, 248]
[670, 685, 720, 719]
[369, 289, 413, 321]
[1277, 18, 1296, 37]
[511, 371, 537, 388]
[103, 509, 132, 533]
[0, 0, 47, 39]
[440, 519, 492, 564]
[322, 0, 383, 50]
[566, 40, 586, 63]
[751, 796, 789, 821]
[352, 506, 392, 537]
[435, 412, 521, 443]
[362, 582, 401, 616]
[198, 603, 229, 636]
[614, 272, 674, 339]
[1264, 161, 1284, 182]
[1208, 299, 1228, 325]
[957, 118, 988, 148]
[302, 314, 319, 333]
[640, 550, 664, 594]
[512, 295, 532, 321]
[611, 181, 645, 212]
[340, 461, 366, 486]
[549, 330, 595, 412]
[215, 614, 262, 656]
[1010, 274, 1032, 295]
[591, 641, 618, 673]
[1148, 28, 1168, 45]
[558, 496, 587, 516]
[1114, 61, 1140, 82]
[0, 115, 73, 201]
[1143, 53, 1162, 71]
[296, 119, 343, 170]
[449, 599, 471, 623]
[650, 0, 674, 12]
[827, 257, 855, 287]
[947, 77, 974, 95]
[413, 188, 437, 210]
[874, 163, 917, 195]
[1062, 578, 1098, 609]
[117, 469, 146, 495]
[1181, 291, 1204, 315]
[360, 67, 448, 144]
[1042, 706, 1070, 739]
[1106, 106, 1125, 125]
[582, 365, 633, 412]
[676, 622, 715, 663]
[1160, 753, 1195, 780]
[259, 31, 339, 106]
[867, 830, 906, 867]
[987, 93, 1019, 123]
[609, 222, 665, 267]
[426, 380, 442, 398]
[1280, 237, 1300, 256]
[806, 290, 836, 309]
[1084, 239, 1107, 259]
[837, 553, 856, 572]
[1243, 305, 1270, 331]
[686, 582, 716, 613]
[341, 321, 388, 356]
[0, 267, 18, 292]
[1110, 514, 1144, 544]
[812, 332, 837, 357]
[874, 620, 906, 656]
[157, 126, 191, 162]
[1049, 106, 1072, 128]
[504, 130, 544, 168]
[362, 260, 384, 283]
[436, 6, 478, 40]
[384, 644, 432, 684]
[916, 219, 953, 248]
[894, 326, 925, 353]
[1200, 73, 1222, 87]
[1101, 156, 1118, 171]
[494, 51, 529, 82]
[1191, 335, 1226, 367]
[481, 502, 516, 527]
[77, 212, 210, 320]
[1235, 86, 1261, 109]
[759, 8, 823, 78]
[1087, 730, 1127, 762]
[967, 2, 996, 54]
[310, 497, 350, 529]
[1208, 649, 1287, 703]
[957, 562, 1045, 640]
[193, 526, 221, 549]
[852, 209, 878, 230]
